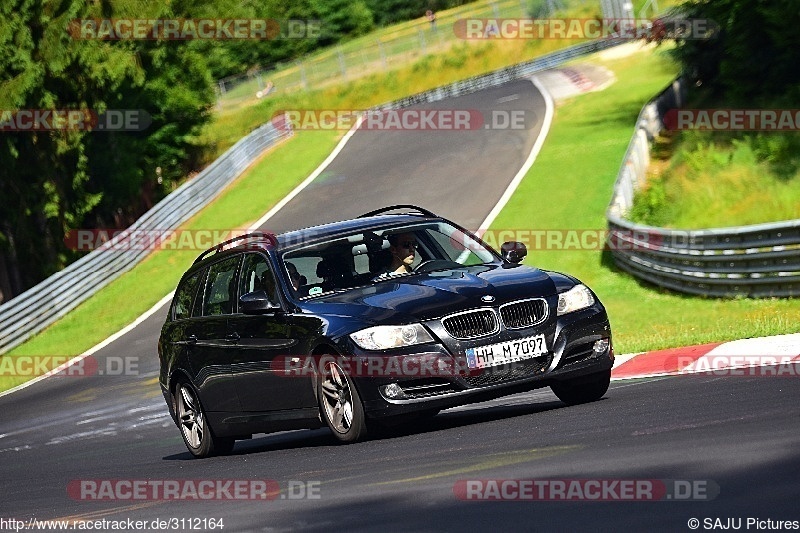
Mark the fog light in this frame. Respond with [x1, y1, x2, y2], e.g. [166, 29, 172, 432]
[382, 383, 406, 399]
[593, 338, 610, 354]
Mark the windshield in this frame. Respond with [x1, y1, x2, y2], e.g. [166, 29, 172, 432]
[282, 222, 497, 298]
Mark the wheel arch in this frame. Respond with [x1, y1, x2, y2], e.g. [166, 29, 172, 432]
[167, 369, 196, 421]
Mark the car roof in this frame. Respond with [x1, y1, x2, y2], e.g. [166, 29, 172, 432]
[188, 206, 446, 271]
[276, 213, 440, 252]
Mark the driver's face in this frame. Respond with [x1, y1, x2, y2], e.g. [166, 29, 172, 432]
[392, 233, 417, 265]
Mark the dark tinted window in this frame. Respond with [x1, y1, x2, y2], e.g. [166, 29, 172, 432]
[201, 256, 241, 316]
[239, 253, 277, 304]
[173, 271, 201, 320]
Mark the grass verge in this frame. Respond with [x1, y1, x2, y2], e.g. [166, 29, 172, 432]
[490, 45, 800, 353]
[630, 130, 800, 228]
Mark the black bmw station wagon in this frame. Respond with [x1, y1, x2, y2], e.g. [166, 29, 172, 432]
[159, 205, 613, 457]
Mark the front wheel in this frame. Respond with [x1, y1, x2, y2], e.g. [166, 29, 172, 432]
[174, 381, 235, 458]
[551, 370, 611, 406]
[318, 360, 368, 443]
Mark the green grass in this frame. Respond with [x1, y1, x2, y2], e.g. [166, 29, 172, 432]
[205, 38, 576, 154]
[217, 0, 677, 113]
[216, 0, 544, 111]
[206, 0, 641, 155]
[491, 46, 800, 353]
[206, 0, 681, 155]
[630, 131, 800, 228]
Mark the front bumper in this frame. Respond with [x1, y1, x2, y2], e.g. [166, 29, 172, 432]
[350, 303, 612, 418]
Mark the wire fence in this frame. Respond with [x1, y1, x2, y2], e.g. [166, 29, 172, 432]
[215, 0, 531, 108]
[214, 0, 667, 111]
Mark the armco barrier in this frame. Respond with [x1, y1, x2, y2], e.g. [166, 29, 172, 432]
[0, 37, 626, 356]
[0, 122, 292, 354]
[374, 38, 625, 111]
[606, 79, 800, 297]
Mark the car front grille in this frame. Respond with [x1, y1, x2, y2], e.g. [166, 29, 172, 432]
[441, 309, 499, 339]
[463, 355, 552, 387]
[499, 298, 548, 329]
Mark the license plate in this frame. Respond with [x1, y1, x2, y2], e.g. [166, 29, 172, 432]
[466, 334, 548, 369]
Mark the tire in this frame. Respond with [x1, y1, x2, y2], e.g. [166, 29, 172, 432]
[318, 360, 368, 443]
[551, 370, 611, 406]
[174, 381, 235, 458]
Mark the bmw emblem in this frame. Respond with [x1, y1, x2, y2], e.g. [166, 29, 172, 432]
[481, 295, 495, 303]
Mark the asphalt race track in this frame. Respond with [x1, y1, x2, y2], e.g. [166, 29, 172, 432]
[1, 78, 798, 532]
[259, 78, 546, 234]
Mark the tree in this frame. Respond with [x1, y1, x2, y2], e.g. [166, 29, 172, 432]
[671, 0, 800, 104]
[0, 0, 215, 301]
[0, 0, 143, 296]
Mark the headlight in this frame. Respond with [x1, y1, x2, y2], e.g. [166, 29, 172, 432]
[350, 324, 434, 350]
[557, 284, 595, 315]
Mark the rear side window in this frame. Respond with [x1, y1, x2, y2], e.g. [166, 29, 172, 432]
[173, 271, 202, 320]
[201, 256, 241, 316]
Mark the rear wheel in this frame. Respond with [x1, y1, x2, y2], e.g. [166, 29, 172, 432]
[318, 360, 367, 443]
[174, 381, 235, 458]
[551, 370, 611, 406]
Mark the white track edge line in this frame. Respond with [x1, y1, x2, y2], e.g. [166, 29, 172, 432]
[250, 118, 363, 230]
[476, 76, 555, 233]
[0, 292, 174, 399]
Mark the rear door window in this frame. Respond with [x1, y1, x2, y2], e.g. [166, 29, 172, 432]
[172, 271, 202, 320]
[201, 256, 242, 316]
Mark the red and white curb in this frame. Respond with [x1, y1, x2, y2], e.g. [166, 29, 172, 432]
[611, 333, 800, 380]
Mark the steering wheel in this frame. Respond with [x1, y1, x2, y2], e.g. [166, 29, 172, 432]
[413, 259, 461, 273]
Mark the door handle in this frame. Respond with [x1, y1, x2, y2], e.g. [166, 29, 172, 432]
[173, 335, 197, 346]
[226, 332, 240, 343]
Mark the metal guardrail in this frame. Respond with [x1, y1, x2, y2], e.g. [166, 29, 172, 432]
[606, 79, 800, 297]
[215, 0, 531, 106]
[0, 123, 292, 354]
[375, 38, 625, 111]
[0, 37, 627, 356]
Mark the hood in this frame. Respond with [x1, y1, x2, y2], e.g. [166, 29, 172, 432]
[299, 264, 556, 324]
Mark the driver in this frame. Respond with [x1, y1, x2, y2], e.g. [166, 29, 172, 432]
[374, 232, 417, 279]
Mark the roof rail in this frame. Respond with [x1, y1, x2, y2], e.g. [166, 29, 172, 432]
[193, 232, 278, 264]
[358, 204, 439, 219]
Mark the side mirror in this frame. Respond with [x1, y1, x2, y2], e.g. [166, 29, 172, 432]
[501, 241, 527, 264]
[239, 290, 279, 315]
